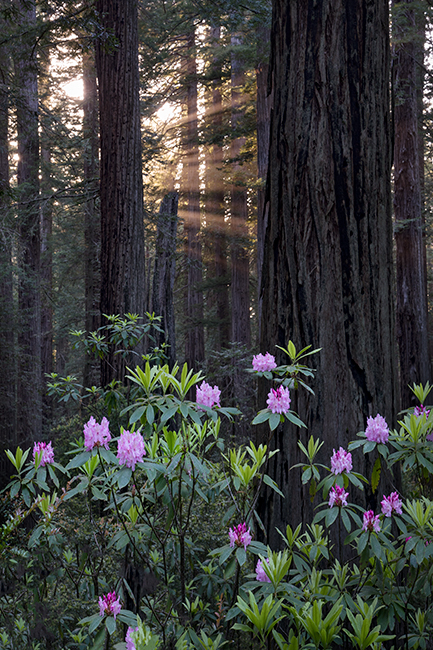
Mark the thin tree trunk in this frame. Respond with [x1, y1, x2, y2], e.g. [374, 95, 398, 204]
[393, 0, 430, 408]
[0, 37, 16, 455]
[205, 25, 229, 351]
[152, 192, 178, 367]
[83, 48, 100, 387]
[14, 0, 41, 443]
[96, 0, 146, 385]
[260, 0, 398, 546]
[183, 30, 204, 369]
[230, 33, 250, 347]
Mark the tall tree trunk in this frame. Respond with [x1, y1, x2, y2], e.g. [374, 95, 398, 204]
[83, 48, 100, 387]
[260, 0, 398, 546]
[14, 0, 41, 443]
[256, 17, 272, 338]
[96, 0, 146, 385]
[183, 30, 204, 369]
[230, 34, 250, 347]
[152, 192, 178, 368]
[0, 38, 16, 458]
[393, 0, 430, 407]
[205, 25, 230, 352]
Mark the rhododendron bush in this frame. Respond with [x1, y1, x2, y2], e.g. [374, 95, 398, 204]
[2, 339, 433, 650]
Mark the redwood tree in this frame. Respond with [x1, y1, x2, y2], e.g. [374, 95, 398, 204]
[95, 0, 146, 385]
[260, 0, 398, 544]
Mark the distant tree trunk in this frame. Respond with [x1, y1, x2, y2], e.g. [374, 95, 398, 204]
[40, 49, 53, 426]
[183, 30, 204, 368]
[393, 0, 430, 407]
[14, 0, 42, 443]
[0, 40, 16, 455]
[230, 34, 250, 347]
[205, 25, 230, 352]
[83, 48, 100, 387]
[256, 18, 272, 338]
[96, 0, 146, 385]
[152, 192, 178, 367]
[260, 0, 398, 547]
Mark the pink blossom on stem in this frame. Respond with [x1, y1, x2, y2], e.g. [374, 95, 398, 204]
[117, 430, 146, 471]
[255, 558, 271, 583]
[414, 404, 430, 418]
[126, 627, 138, 650]
[229, 523, 252, 550]
[98, 591, 121, 619]
[266, 386, 291, 414]
[33, 441, 54, 467]
[330, 447, 352, 475]
[328, 485, 348, 508]
[196, 381, 221, 409]
[381, 492, 403, 517]
[252, 352, 277, 372]
[362, 510, 381, 533]
[365, 414, 389, 443]
[83, 416, 111, 451]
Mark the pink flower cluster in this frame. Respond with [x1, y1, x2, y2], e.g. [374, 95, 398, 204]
[126, 627, 138, 650]
[255, 558, 271, 582]
[33, 441, 54, 467]
[330, 447, 352, 475]
[117, 430, 145, 471]
[99, 591, 121, 619]
[83, 416, 111, 451]
[362, 510, 381, 533]
[252, 352, 277, 372]
[328, 485, 348, 508]
[414, 404, 430, 418]
[381, 492, 402, 517]
[196, 381, 221, 409]
[229, 522, 252, 550]
[266, 386, 291, 414]
[365, 414, 389, 443]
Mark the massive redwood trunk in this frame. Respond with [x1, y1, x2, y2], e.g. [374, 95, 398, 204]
[260, 0, 398, 545]
[96, 0, 146, 385]
[392, 0, 430, 408]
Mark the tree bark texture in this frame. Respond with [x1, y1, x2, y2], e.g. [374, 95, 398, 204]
[14, 0, 42, 443]
[152, 192, 178, 368]
[96, 0, 146, 385]
[83, 48, 100, 387]
[230, 34, 250, 347]
[260, 0, 398, 545]
[393, 0, 430, 407]
[256, 17, 272, 339]
[205, 25, 230, 352]
[183, 30, 204, 368]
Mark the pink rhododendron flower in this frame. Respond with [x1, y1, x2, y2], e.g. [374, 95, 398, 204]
[229, 522, 252, 550]
[83, 416, 111, 451]
[252, 352, 277, 372]
[255, 558, 271, 582]
[328, 485, 348, 508]
[33, 441, 54, 467]
[126, 627, 138, 650]
[99, 591, 121, 618]
[365, 414, 389, 443]
[196, 381, 221, 409]
[117, 430, 145, 470]
[330, 447, 352, 474]
[381, 492, 403, 517]
[362, 510, 381, 533]
[266, 386, 291, 414]
[414, 404, 430, 418]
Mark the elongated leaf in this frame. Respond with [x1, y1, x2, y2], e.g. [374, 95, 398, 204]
[117, 467, 132, 489]
[263, 474, 285, 497]
[66, 451, 91, 471]
[105, 616, 116, 636]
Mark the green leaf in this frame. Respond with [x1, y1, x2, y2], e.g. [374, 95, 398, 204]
[117, 467, 132, 489]
[269, 413, 282, 431]
[371, 457, 381, 494]
[263, 474, 285, 497]
[66, 451, 91, 471]
[236, 547, 247, 566]
[105, 616, 116, 636]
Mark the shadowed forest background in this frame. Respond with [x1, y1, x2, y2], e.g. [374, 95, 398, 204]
[0, 0, 432, 534]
